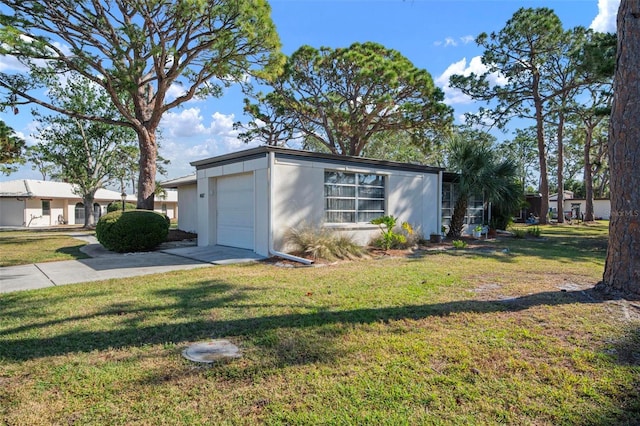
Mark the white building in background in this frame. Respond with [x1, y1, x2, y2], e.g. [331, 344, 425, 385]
[0, 179, 178, 227]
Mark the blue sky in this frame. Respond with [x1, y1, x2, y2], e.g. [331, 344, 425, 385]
[1, 0, 620, 181]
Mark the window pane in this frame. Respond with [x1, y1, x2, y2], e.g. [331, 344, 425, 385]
[358, 186, 384, 198]
[325, 198, 355, 210]
[358, 199, 384, 211]
[325, 211, 355, 223]
[359, 174, 384, 187]
[324, 185, 356, 197]
[358, 211, 384, 223]
[325, 171, 355, 185]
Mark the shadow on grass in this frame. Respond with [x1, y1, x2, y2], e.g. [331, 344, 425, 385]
[413, 234, 607, 265]
[56, 244, 90, 260]
[0, 284, 606, 362]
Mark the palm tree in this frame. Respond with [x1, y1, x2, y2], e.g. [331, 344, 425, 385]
[446, 135, 521, 238]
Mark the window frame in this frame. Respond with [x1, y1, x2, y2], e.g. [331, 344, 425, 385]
[324, 170, 386, 224]
[41, 200, 51, 216]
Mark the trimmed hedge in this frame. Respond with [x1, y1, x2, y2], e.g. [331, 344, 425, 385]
[107, 202, 137, 213]
[96, 210, 169, 253]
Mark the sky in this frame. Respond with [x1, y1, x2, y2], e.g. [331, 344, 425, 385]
[0, 0, 620, 182]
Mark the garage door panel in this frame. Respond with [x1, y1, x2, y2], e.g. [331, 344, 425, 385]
[217, 174, 254, 250]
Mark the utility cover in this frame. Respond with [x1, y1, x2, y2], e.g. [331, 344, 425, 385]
[182, 339, 242, 363]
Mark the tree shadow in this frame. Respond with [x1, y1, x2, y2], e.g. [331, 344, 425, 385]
[0, 285, 605, 362]
[55, 244, 90, 259]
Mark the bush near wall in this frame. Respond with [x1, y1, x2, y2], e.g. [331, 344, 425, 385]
[106, 202, 137, 213]
[96, 210, 169, 252]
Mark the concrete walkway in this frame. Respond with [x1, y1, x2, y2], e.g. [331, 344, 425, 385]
[0, 234, 264, 293]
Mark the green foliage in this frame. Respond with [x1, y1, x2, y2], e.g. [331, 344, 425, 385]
[0, 0, 282, 208]
[106, 202, 137, 213]
[285, 225, 363, 261]
[95, 210, 169, 253]
[240, 42, 452, 157]
[511, 227, 527, 239]
[527, 226, 542, 237]
[446, 131, 522, 238]
[452, 239, 467, 249]
[370, 215, 414, 250]
[0, 120, 25, 175]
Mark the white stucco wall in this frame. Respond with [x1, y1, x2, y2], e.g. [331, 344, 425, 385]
[271, 157, 441, 250]
[562, 199, 611, 220]
[176, 184, 197, 233]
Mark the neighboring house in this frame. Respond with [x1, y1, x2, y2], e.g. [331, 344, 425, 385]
[0, 179, 178, 227]
[161, 174, 197, 233]
[549, 191, 611, 220]
[185, 146, 445, 257]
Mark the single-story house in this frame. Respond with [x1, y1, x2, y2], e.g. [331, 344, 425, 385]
[175, 146, 444, 258]
[0, 179, 178, 227]
[549, 191, 611, 220]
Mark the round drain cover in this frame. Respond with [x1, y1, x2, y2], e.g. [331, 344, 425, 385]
[182, 339, 242, 363]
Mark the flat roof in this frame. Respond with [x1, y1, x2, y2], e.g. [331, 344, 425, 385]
[191, 146, 445, 174]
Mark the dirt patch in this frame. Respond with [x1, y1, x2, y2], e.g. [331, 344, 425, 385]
[165, 229, 197, 242]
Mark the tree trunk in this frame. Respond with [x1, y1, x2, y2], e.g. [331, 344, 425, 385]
[583, 126, 595, 222]
[136, 128, 157, 210]
[533, 77, 550, 224]
[82, 193, 96, 228]
[447, 195, 468, 239]
[599, 0, 640, 296]
[556, 112, 565, 224]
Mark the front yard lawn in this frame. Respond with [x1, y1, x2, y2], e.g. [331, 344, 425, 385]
[1, 222, 639, 424]
[0, 229, 89, 266]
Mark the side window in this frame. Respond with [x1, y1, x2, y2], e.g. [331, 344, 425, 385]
[42, 200, 51, 216]
[324, 171, 385, 223]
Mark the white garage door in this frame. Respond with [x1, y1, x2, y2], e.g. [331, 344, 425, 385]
[216, 173, 254, 250]
[0, 199, 24, 226]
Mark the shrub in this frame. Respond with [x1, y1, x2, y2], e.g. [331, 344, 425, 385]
[511, 227, 527, 239]
[285, 225, 363, 261]
[452, 239, 467, 249]
[106, 202, 137, 213]
[527, 225, 542, 238]
[370, 215, 413, 250]
[96, 210, 169, 252]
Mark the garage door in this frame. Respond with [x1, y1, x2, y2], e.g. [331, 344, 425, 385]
[0, 199, 24, 226]
[216, 173, 254, 249]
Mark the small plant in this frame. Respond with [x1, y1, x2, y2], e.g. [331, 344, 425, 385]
[474, 225, 483, 232]
[511, 227, 527, 239]
[452, 239, 467, 249]
[285, 225, 363, 261]
[527, 225, 542, 237]
[370, 215, 413, 250]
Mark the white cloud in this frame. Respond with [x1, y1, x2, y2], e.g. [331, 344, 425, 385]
[434, 35, 476, 48]
[158, 109, 262, 178]
[0, 55, 28, 72]
[591, 0, 620, 33]
[444, 37, 457, 47]
[435, 56, 507, 105]
[160, 108, 208, 138]
[460, 35, 475, 45]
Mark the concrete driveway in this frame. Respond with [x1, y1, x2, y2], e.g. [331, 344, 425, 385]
[0, 234, 264, 293]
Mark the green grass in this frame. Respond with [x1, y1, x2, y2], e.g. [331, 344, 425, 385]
[1, 221, 639, 425]
[0, 229, 89, 266]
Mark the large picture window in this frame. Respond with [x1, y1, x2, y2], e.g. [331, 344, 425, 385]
[324, 171, 385, 223]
